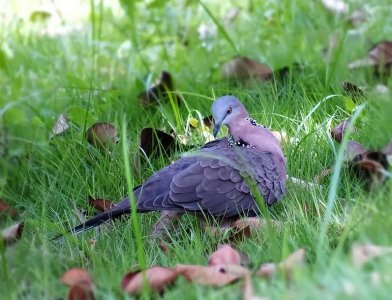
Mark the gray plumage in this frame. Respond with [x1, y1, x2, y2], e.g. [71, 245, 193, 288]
[61, 95, 286, 236]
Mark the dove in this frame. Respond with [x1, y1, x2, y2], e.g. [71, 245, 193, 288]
[56, 95, 286, 238]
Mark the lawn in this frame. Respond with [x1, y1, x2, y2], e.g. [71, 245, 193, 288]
[1, 0, 392, 299]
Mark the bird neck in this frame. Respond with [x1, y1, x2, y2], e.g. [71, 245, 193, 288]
[227, 116, 284, 159]
[227, 116, 265, 148]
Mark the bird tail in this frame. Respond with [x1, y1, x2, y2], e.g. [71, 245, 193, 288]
[52, 198, 131, 240]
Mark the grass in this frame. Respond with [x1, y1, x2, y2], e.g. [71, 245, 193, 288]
[1, 0, 392, 298]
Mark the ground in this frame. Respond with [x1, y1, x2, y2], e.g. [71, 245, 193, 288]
[1, 0, 392, 299]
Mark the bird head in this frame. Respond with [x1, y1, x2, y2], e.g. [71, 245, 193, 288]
[211, 95, 248, 137]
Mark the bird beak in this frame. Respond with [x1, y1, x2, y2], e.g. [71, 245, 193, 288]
[213, 122, 221, 138]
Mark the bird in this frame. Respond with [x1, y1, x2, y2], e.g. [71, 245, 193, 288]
[58, 95, 286, 238]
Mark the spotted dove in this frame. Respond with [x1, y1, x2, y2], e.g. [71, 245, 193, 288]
[61, 95, 286, 237]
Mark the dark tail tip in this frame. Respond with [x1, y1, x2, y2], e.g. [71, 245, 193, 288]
[51, 208, 130, 241]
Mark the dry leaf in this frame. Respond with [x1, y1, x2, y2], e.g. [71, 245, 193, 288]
[331, 119, 351, 143]
[208, 244, 241, 266]
[159, 241, 170, 254]
[87, 197, 115, 212]
[61, 269, 94, 300]
[61, 268, 93, 287]
[51, 113, 70, 137]
[348, 41, 392, 76]
[176, 264, 250, 286]
[138, 71, 180, 106]
[321, 0, 348, 14]
[342, 82, 365, 102]
[231, 217, 262, 239]
[139, 128, 177, 159]
[350, 150, 389, 189]
[67, 283, 95, 300]
[257, 263, 276, 280]
[257, 248, 306, 280]
[369, 41, 392, 76]
[221, 56, 272, 83]
[1, 223, 24, 246]
[0, 199, 18, 218]
[121, 267, 178, 294]
[344, 140, 367, 161]
[279, 248, 306, 279]
[86, 123, 117, 150]
[351, 244, 392, 267]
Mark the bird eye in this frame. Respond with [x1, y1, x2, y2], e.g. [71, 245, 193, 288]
[227, 107, 232, 114]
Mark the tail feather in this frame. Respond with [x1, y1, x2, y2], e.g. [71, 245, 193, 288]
[53, 198, 131, 240]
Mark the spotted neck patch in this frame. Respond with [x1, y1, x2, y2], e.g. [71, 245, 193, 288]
[227, 116, 265, 149]
[246, 116, 266, 128]
[228, 135, 256, 149]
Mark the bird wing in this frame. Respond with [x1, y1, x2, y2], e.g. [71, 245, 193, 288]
[137, 138, 286, 217]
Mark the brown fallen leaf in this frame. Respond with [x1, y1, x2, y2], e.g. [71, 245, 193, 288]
[321, 0, 348, 14]
[221, 56, 272, 83]
[208, 244, 241, 266]
[61, 268, 93, 287]
[348, 41, 392, 76]
[342, 82, 365, 102]
[331, 119, 351, 143]
[138, 71, 180, 106]
[231, 217, 262, 240]
[176, 264, 250, 286]
[257, 263, 276, 280]
[86, 123, 117, 150]
[87, 197, 115, 212]
[257, 248, 306, 280]
[139, 128, 177, 159]
[279, 248, 306, 279]
[344, 140, 367, 161]
[350, 150, 389, 190]
[61, 269, 94, 300]
[121, 267, 178, 294]
[0, 199, 18, 218]
[67, 283, 95, 300]
[1, 223, 24, 246]
[51, 113, 70, 138]
[351, 244, 392, 267]
[370, 41, 392, 76]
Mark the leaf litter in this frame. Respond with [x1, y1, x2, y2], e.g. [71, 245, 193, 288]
[138, 71, 181, 106]
[0, 199, 18, 218]
[1, 222, 24, 246]
[60, 268, 95, 300]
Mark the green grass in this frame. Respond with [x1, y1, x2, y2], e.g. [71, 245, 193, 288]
[1, 0, 392, 299]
